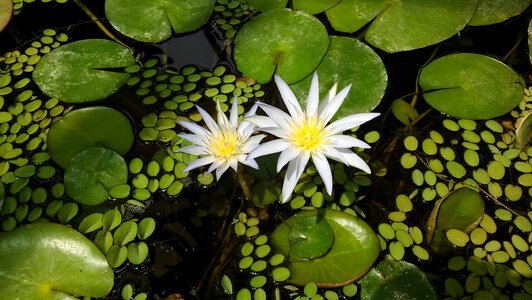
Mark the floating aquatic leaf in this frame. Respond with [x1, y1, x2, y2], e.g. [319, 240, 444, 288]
[293, 0, 340, 14]
[0, 223, 113, 299]
[360, 259, 438, 300]
[516, 112, 532, 149]
[420, 53, 525, 119]
[105, 0, 215, 42]
[391, 98, 419, 125]
[469, 0, 531, 26]
[289, 36, 387, 119]
[64, 147, 128, 205]
[234, 9, 329, 84]
[47, 106, 134, 168]
[270, 208, 379, 287]
[325, 0, 478, 52]
[33, 39, 134, 102]
[0, 0, 12, 33]
[247, 0, 287, 11]
[426, 187, 484, 254]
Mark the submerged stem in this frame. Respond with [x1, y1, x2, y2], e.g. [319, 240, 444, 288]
[73, 0, 132, 52]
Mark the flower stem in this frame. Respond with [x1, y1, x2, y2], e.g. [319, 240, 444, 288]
[237, 165, 251, 200]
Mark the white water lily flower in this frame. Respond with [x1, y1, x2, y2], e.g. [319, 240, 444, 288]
[178, 97, 266, 180]
[247, 73, 380, 203]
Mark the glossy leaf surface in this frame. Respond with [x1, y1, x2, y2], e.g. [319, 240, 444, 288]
[47, 106, 134, 168]
[33, 39, 134, 102]
[271, 208, 379, 287]
[0, 223, 113, 299]
[234, 9, 329, 84]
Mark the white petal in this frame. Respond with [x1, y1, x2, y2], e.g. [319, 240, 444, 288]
[242, 157, 259, 169]
[207, 159, 224, 173]
[325, 113, 380, 136]
[245, 115, 279, 128]
[248, 139, 290, 159]
[196, 105, 218, 133]
[318, 82, 338, 114]
[216, 101, 230, 129]
[306, 72, 319, 116]
[319, 145, 349, 165]
[276, 146, 301, 172]
[215, 163, 231, 180]
[229, 96, 239, 128]
[337, 148, 371, 173]
[183, 156, 216, 173]
[244, 102, 259, 118]
[179, 121, 210, 137]
[229, 157, 239, 173]
[326, 135, 371, 149]
[177, 133, 207, 146]
[274, 75, 304, 122]
[241, 134, 266, 153]
[257, 102, 294, 129]
[318, 84, 351, 125]
[312, 152, 333, 195]
[178, 145, 208, 155]
[281, 151, 310, 203]
[260, 127, 290, 139]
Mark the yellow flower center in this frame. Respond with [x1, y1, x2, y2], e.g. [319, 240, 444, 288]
[291, 116, 324, 151]
[209, 130, 240, 159]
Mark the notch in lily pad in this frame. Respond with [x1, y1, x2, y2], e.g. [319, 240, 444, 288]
[289, 36, 387, 119]
[47, 106, 134, 169]
[270, 208, 380, 287]
[234, 9, 329, 84]
[419, 53, 524, 120]
[64, 147, 128, 205]
[0, 223, 114, 299]
[105, 0, 215, 43]
[33, 39, 135, 103]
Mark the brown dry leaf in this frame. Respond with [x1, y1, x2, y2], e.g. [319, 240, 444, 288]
[0, 0, 13, 33]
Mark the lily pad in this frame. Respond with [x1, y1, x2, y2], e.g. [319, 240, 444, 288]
[419, 53, 524, 120]
[234, 9, 329, 84]
[33, 39, 134, 102]
[47, 106, 134, 168]
[64, 147, 128, 205]
[247, 0, 287, 11]
[516, 112, 532, 149]
[293, 0, 340, 14]
[270, 208, 380, 287]
[0, 0, 12, 33]
[469, 0, 531, 26]
[105, 0, 215, 43]
[426, 187, 484, 254]
[289, 36, 387, 119]
[325, 0, 478, 52]
[0, 223, 113, 299]
[360, 259, 438, 300]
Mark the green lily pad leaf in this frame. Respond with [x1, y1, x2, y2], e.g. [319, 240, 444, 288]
[64, 147, 128, 205]
[289, 215, 335, 260]
[0, 0, 12, 33]
[33, 39, 134, 102]
[360, 259, 438, 300]
[47, 106, 134, 168]
[289, 36, 387, 119]
[516, 112, 532, 149]
[469, 0, 531, 26]
[325, 0, 478, 52]
[426, 187, 484, 254]
[234, 9, 329, 84]
[391, 98, 419, 126]
[105, 0, 215, 43]
[271, 208, 380, 287]
[293, 0, 340, 14]
[247, 0, 287, 11]
[0, 223, 113, 299]
[419, 53, 524, 120]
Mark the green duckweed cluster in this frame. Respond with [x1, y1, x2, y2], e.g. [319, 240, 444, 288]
[384, 87, 532, 298]
[213, 0, 257, 40]
[11, 0, 68, 15]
